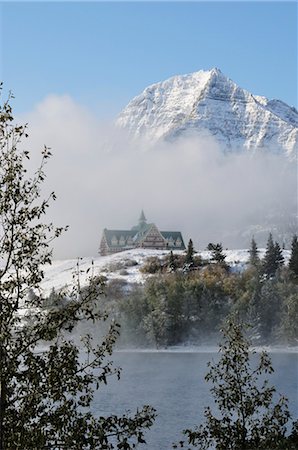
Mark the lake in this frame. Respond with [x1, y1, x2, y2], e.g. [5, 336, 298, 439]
[92, 351, 298, 449]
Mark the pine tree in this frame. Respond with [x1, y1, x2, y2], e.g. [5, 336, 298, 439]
[248, 236, 260, 267]
[0, 89, 155, 449]
[289, 234, 298, 277]
[274, 241, 284, 269]
[263, 234, 285, 278]
[184, 239, 195, 272]
[262, 233, 277, 277]
[168, 250, 177, 272]
[207, 242, 227, 267]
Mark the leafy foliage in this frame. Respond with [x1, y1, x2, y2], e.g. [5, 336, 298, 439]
[114, 239, 298, 347]
[140, 256, 163, 274]
[0, 89, 155, 449]
[174, 320, 298, 449]
[119, 268, 234, 347]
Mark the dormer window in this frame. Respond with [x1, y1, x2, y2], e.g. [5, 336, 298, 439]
[111, 236, 118, 246]
[176, 238, 182, 247]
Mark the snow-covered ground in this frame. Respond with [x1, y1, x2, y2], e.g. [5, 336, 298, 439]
[40, 247, 290, 296]
[41, 249, 176, 295]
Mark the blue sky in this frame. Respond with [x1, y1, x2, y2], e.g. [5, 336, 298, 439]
[0, 1, 296, 257]
[1, 1, 297, 117]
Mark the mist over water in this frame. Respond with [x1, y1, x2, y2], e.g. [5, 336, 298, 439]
[18, 95, 297, 259]
[92, 351, 298, 450]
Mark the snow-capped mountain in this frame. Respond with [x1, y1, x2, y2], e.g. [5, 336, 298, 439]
[117, 68, 298, 157]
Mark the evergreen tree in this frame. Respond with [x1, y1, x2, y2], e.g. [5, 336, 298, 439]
[185, 239, 194, 264]
[184, 239, 195, 272]
[174, 320, 298, 449]
[168, 250, 177, 272]
[248, 236, 260, 267]
[0, 90, 155, 449]
[263, 232, 276, 276]
[262, 233, 283, 277]
[274, 241, 284, 269]
[207, 242, 227, 267]
[289, 234, 298, 277]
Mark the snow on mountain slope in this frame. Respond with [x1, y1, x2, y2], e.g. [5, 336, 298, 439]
[117, 68, 298, 157]
[40, 248, 290, 296]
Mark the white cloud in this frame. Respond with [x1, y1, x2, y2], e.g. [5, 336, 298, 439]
[18, 95, 297, 258]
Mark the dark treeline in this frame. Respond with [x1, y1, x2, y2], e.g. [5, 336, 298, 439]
[88, 234, 298, 349]
[45, 234, 298, 348]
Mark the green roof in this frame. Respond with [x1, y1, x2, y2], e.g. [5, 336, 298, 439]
[102, 213, 185, 250]
[103, 229, 135, 247]
[103, 227, 185, 250]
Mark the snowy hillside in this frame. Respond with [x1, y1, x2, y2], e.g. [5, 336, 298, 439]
[40, 248, 290, 296]
[117, 68, 298, 157]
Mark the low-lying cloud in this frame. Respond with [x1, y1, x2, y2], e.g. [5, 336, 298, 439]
[18, 95, 297, 259]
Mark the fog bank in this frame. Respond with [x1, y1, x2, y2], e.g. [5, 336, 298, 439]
[18, 95, 297, 258]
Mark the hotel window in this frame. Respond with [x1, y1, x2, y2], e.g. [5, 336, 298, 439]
[111, 236, 118, 246]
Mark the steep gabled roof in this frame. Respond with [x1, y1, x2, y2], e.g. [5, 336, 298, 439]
[101, 214, 185, 252]
[160, 231, 185, 249]
[103, 229, 136, 247]
[160, 231, 184, 240]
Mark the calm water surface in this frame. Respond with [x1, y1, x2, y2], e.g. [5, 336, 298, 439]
[92, 352, 298, 450]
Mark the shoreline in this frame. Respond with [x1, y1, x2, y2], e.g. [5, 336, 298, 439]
[115, 346, 298, 354]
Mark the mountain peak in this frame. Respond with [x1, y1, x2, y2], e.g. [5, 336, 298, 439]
[209, 67, 223, 76]
[116, 69, 297, 157]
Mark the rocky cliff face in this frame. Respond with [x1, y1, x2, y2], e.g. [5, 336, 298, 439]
[117, 68, 297, 157]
